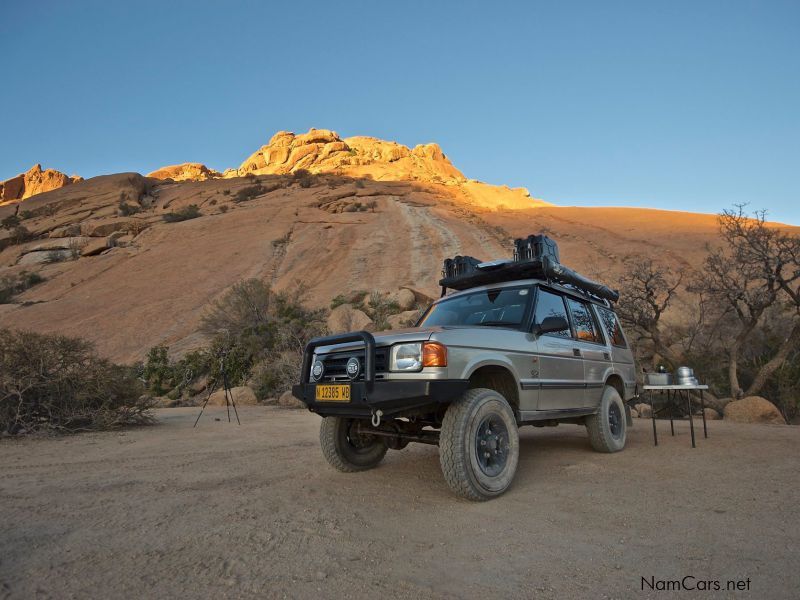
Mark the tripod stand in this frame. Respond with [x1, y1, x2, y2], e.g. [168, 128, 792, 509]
[193, 355, 241, 427]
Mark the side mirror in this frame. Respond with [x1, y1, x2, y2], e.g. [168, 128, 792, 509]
[534, 316, 569, 336]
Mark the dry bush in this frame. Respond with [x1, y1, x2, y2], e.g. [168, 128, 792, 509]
[0, 329, 153, 435]
[163, 204, 201, 222]
[200, 279, 327, 397]
[0, 271, 45, 304]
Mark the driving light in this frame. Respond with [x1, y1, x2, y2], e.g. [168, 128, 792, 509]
[310, 359, 324, 381]
[390, 343, 422, 372]
[422, 342, 447, 367]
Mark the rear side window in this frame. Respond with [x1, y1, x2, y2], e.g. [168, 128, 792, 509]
[565, 298, 602, 343]
[533, 289, 570, 338]
[598, 307, 627, 347]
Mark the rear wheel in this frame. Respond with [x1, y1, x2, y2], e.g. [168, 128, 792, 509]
[319, 417, 388, 472]
[439, 388, 520, 501]
[585, 385, 627, 452]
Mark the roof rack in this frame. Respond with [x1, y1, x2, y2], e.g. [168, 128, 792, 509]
[438, 234, 620, 303]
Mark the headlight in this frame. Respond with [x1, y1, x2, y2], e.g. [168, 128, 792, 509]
[390, 343, 422, 371]
[389, 342, 448, 371]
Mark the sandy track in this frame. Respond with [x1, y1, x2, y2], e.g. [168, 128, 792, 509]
[1, 408, 798, 599]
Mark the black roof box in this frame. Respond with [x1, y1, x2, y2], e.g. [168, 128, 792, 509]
[438, 235, 619, 303]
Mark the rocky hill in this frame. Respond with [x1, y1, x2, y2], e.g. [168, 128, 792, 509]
[0, 164, 82, 205]
[1, 128, 794, 363]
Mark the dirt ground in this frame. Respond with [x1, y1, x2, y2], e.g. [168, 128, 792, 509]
[1, 407, 798, 599]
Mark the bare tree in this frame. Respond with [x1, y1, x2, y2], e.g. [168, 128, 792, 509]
[615, 257, 686, 369]
[700, 206, 800, 398]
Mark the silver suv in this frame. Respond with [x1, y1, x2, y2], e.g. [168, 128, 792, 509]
[292, 243, 636, 500]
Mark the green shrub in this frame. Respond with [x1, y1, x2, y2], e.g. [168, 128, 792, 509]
[44, 250, 69, 264]
[163, 204, 201, 223]
[0, 271, 45, 304]
[330, 294, 348, 310]
[272, 232, 291, 248]
[142, 345, 172, 395]
[200, 279, 327, 396]
[0, 328, 152, 434]
[142, 346, 212, 397]
[366, 291, 400, 330]
[233, 184, 263, 203]
[118, 200, 141, 216]
[5, 226, 33, 245]
[1, 215, 20, 229]
[293, 169, 314, 188]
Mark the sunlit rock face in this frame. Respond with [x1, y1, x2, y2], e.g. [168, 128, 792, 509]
[0, 164, 82, 205]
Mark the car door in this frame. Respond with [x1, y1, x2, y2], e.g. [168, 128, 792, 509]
[564, 296, 609, 408]
[531, 288, 585, 410]
[596, 306, 636, 396]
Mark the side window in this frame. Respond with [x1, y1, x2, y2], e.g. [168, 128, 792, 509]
[598, 307, 627, 347]
[566, 298, 602, 343]
[533, 289, 570, 338]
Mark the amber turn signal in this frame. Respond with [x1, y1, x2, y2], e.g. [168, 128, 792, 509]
[422, 342, 447, 367]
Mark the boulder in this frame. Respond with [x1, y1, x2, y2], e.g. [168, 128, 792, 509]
[82, 217, 146, 237]
[233, 128, 467, 184]
[80, 238, 109, 257]
[702, 407, 721, 420]
[390, 288, 417, 311]
[28, 237, 85, 251]
[48, 224, 81, 238]
[723, 396, 785, 425]
[286, 144, 319, 168]
[278, 390, 305, 409]
[635, 403, 652, 419]
[17, 249, 71, 266]
[146, 163, 221, 182]
[108, 232, 134, 247]
[207, 385, 258, 407]
[0, 173, 25, 202]
[412, 143, 445, 161]
[0, 164, 81, 204]
[189, 375, 209, 395]
[151, 396, 177, 408]
[703, 396, 732, 413]
[399, 286, 435, 307]
[319, 141, 349, 160]
[295, 128, 340, 145]
[327, 304, 374, 333]
[387, 310, 421, 329]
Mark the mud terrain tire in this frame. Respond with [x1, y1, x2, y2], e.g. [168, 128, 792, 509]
[320, 417, 388, 472]
[439, 388, 520, 501]
[585, 385, 627, 453]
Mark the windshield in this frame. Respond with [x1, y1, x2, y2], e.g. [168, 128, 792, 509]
[418, 286, 532, 328]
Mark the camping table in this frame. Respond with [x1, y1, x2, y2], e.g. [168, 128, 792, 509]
[642, 384, 709, 448]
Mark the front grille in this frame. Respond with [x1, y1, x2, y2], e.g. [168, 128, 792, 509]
[317, 347, 388, 382]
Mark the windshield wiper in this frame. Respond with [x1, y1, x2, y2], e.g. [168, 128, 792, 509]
[475, 321, 516, 327]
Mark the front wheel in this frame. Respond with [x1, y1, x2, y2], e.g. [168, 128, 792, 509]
[439, 388, 520, 501]
[319, 417, 388, 472]
[585, 385, 627, 452]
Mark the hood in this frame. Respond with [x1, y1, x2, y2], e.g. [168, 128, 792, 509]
[314, 326, 447, 354]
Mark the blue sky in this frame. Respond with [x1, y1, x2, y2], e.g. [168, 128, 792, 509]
[2, 0, 798, 224]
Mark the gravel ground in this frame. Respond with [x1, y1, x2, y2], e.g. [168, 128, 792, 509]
[1, 407, 798, 599]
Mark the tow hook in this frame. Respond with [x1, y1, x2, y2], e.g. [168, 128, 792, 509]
[371, 409, 383, 427]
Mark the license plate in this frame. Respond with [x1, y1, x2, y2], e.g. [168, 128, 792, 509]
[315, 384, 351, 402]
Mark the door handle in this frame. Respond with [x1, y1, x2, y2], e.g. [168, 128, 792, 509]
[573, 348, 581, 357]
